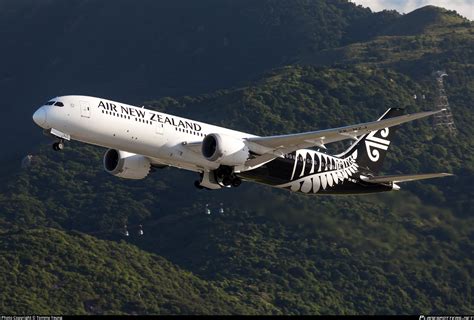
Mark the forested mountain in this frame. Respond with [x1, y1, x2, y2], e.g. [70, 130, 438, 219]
[0, 0, 472, 315]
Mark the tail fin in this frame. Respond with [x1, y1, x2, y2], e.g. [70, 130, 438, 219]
[338, 108, 404, 174]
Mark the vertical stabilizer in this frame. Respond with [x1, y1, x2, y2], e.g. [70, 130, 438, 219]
[338, 108, 404, 174]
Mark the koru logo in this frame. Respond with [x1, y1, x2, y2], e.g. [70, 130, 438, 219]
[365, 128, 390, 162]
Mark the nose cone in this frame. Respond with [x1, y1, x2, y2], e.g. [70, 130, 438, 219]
[33, 107, 47, 127]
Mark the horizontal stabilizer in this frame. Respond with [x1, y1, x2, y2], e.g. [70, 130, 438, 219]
[360, 173, 453, 183]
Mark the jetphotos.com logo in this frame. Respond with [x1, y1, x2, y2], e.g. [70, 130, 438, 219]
[419, 316, 474, 320]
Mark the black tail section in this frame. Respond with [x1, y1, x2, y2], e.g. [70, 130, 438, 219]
[339, 108, 404, 174]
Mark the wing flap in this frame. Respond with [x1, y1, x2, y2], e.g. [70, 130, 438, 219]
[360, 173, 453, 183]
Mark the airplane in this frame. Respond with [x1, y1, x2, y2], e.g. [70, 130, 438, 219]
[32, 96, 452, 195]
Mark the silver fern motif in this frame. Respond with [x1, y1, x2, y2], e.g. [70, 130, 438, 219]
[277, 149, 359, 194]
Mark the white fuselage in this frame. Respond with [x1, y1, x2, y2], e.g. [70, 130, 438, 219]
[33, 95, 257, 172]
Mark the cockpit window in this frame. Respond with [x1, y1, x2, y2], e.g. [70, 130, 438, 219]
[46, 101, 55, 105]
[54, 102, 64, 107]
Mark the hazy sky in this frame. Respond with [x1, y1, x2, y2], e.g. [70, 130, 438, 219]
[350, 0, 474, 20]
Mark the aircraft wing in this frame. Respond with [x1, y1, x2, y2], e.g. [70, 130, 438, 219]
[243, 109, 444, 168]
[181, 108, 444, 170]
[247, 109, 443, 150]
[360, 173, 453, 183]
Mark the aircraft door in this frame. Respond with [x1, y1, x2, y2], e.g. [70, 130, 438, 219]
[156, 122, 164, 135]
[80, 101, 91, 118]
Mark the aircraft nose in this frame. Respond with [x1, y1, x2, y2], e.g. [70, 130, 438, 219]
[33, 107, 47, 127]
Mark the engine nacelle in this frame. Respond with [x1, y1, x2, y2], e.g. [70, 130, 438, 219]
[201, 133, 250, 166]
[103, 149, 151, 180]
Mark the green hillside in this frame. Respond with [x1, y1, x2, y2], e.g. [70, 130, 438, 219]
[0, 228, 259, 314]
[0, 0, 473, 315]
[2, 63, 472, 314]
[302, 6, 474, 77]
[378, 5, 469, 36]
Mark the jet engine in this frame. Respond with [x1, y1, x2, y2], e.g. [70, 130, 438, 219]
[201, 133, 250, 166]
[103, 149, 151, 179]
